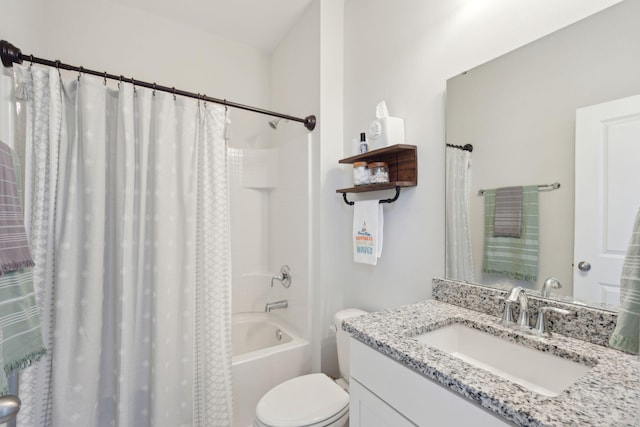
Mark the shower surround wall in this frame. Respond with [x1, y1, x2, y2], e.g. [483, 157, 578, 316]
[228, 138, 310, 342]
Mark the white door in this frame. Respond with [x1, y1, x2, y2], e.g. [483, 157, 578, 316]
[574, 94, 640, 305]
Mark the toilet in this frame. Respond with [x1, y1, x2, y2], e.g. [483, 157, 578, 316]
[254, 308, 368, 427]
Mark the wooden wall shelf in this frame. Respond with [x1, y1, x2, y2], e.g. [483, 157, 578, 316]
[336, 144, 418, 195]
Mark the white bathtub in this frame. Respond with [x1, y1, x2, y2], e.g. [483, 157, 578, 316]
[232, 312, 310, 427]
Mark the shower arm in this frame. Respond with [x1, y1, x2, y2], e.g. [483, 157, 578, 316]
[0, 40, 317, 131]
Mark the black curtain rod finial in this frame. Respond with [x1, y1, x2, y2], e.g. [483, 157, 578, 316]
[0, 40, 23, 67]
[304, 115, 317, 131]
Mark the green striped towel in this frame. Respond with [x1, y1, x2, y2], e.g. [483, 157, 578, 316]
[0, 268, 46, 394]
[609, 207, 640, 354]
[0, 142, 35, 274]
[0, 329, 6, 394]
[482, 185, 539, 281]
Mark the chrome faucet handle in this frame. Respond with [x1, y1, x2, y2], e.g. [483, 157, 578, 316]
[534, 306, 572, 336]
[270, 265, 292, 288]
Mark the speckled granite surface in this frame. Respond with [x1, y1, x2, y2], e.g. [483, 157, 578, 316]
[343, 299, 639, 427]
[432, 278, 619, 347]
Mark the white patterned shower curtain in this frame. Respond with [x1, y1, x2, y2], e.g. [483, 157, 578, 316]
[10, 66, 232, 426]
[445, 146, 474, 282]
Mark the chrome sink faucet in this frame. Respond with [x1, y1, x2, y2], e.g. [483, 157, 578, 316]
[505, 286, 530, 329]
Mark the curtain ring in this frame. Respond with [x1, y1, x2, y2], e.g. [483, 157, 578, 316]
[152, 82, 157, 97]
[172, 87, 176, 101]
[104, 71, 108, 85]
[118, 75, 123, 89]
[203, 94, 207, 108]
[29, 55, 34, 66]
[131, 77, 136, 93]
[77, 66, 83, 81]
[55, 60, 60, 69]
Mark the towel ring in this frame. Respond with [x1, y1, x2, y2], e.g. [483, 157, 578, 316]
[342, 187, 401, 206]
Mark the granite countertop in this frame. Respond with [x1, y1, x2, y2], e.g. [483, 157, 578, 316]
[343, 299, 639, 427]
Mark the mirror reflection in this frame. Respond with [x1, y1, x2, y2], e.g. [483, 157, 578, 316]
[445, 0, 640, 310]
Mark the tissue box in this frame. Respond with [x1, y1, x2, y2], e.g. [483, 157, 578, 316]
[367, 117, 405, 150]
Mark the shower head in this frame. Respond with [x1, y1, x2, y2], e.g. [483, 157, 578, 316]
[268, 118, 288, 129]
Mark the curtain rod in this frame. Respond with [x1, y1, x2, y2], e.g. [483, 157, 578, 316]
[0, 40, 316, 131]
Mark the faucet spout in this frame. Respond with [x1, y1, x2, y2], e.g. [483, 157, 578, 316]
[265, 299, 288, 312]
[542, 277, 562, 298]
[506, 286, 530, 328]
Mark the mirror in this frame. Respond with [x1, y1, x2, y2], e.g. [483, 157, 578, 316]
[445, 0, 640, 310]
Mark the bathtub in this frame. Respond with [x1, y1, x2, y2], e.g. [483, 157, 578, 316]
[232, 312, 310, 427]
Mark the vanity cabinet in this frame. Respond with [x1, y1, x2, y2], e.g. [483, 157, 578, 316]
[349, 338, 512, 427]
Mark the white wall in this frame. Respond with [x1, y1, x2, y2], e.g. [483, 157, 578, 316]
[268, 1, 321, 339]
[2, 0, 47, 56]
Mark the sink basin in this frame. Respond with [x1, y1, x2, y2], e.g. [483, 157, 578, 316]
[414, 323, 592, 397]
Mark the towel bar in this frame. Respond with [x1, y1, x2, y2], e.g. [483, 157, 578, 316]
[342, 186, 401, 206]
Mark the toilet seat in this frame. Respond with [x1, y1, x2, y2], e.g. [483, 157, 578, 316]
[255, 373, 349, 427]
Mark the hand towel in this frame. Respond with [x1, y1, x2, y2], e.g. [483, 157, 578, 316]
[0, 141, 35, 275]
[0, 268, 46, 390]
[609, 207, 640, 354]
[482, 185, 539, 281]
[493, 186, 522, 237]
[353, 200, 383, 265]
[0, 329, 7, 395]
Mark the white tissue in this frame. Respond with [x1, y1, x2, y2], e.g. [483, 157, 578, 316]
[376, 101, 389, 119]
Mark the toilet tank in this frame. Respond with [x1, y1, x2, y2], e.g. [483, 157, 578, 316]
[334, 308, 368, 382]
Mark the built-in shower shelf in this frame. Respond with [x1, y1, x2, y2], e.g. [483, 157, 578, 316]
[337, 144, 417, 205]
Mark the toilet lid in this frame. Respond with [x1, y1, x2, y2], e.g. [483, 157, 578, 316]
[256, 373, 349, 427]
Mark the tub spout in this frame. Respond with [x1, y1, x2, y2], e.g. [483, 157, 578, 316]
[265, 300, 288, 312]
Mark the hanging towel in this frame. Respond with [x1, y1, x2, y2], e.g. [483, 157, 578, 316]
[353, 200, 383, 265]
[0, 268, 46, 394]
[482, 185, 539, 281]
[609, 207, 640, 354]
[0, 141, 35, 275]
[0, 329, 7, 395]
[493, 186, 522, 237]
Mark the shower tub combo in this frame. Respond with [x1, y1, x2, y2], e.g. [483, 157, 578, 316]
[232, 312, 310, 427]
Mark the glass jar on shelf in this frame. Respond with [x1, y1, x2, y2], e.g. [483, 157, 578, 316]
[368, 162, 389, 184]
[352, 161, 370, 186]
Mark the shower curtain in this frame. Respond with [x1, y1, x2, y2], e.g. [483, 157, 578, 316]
[11, 66, 232, 426]
[445, 146, 474, 282]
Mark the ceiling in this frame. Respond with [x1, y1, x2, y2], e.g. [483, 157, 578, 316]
[110, 0, 314, 52]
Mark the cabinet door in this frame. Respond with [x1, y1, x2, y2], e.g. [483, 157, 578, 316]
[350, 378, 417, 427]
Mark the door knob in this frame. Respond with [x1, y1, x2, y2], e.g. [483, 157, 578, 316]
[578, 261, 591, 272]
